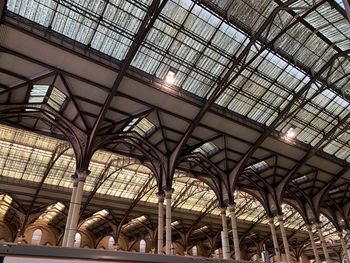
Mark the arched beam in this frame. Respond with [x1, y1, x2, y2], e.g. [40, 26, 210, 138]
[85, 0, 168, 167]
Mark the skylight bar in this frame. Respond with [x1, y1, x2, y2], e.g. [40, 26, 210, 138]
[245, 160, 269, 173]
[328, 187, 340, 194]
[292, 175, 308, 184]
[192, 142, 219, 156]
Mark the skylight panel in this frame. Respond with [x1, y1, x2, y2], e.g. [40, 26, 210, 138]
[245, 160, 269, 173]
[47, 87, 67, 111]
[132, 118, 155, 136]
[123, 118, 155, 137]
[192, 141, 219, 156]
[28, 85, 67, 112]
[29, 85, 49, 104]
[6, 0, 56, 27]
[292, 175, 308, 184]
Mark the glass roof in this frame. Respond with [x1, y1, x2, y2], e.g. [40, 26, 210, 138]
[0, 124, 332, 233]
[5, 0, 350, 162]
[318, 214, 340, 242]
[281, 203, 307, 231]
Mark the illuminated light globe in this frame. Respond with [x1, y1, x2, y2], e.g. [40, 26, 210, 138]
[165, 69, 176, 84]
[286, 127, 296, 138]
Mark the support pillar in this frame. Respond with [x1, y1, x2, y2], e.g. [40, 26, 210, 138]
[228, 204, 241, 260]
[269, 217, 281, 262]
[157, 192, 164, 254]
[315, 224, 330, 263]
[62, 174, 78, 246]
[65, 170, 89, 247]
[277, 215, 291, 263]
[220, 207, 231, 260]
[306, 225, 321, 263]
[165, 189, 173, 255]
[339, 231, 350, 263]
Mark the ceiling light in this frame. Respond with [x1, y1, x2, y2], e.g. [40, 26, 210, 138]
[286, 127, 296, 138]
[165, 69, 177, 84]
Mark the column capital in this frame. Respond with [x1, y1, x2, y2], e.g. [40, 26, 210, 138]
[71, 174, 79, 186]
[306, 224, 313, 231]
[76, 169, 90, 182]
[228, 203, 236, 212]
[164, 188, 173, 198]
[220, 206, 227, 215]
[277, 214, 284, 221]
[314, 223, 322, 229]
[157, 191, 165, 202]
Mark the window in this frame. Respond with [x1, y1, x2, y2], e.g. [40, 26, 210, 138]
[192, 246, 198, 256]
[73, 232, 81, 248]
[108, 236, 115, 250]
[139, 239, 146, 253]
[31, 229, 42, 245]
